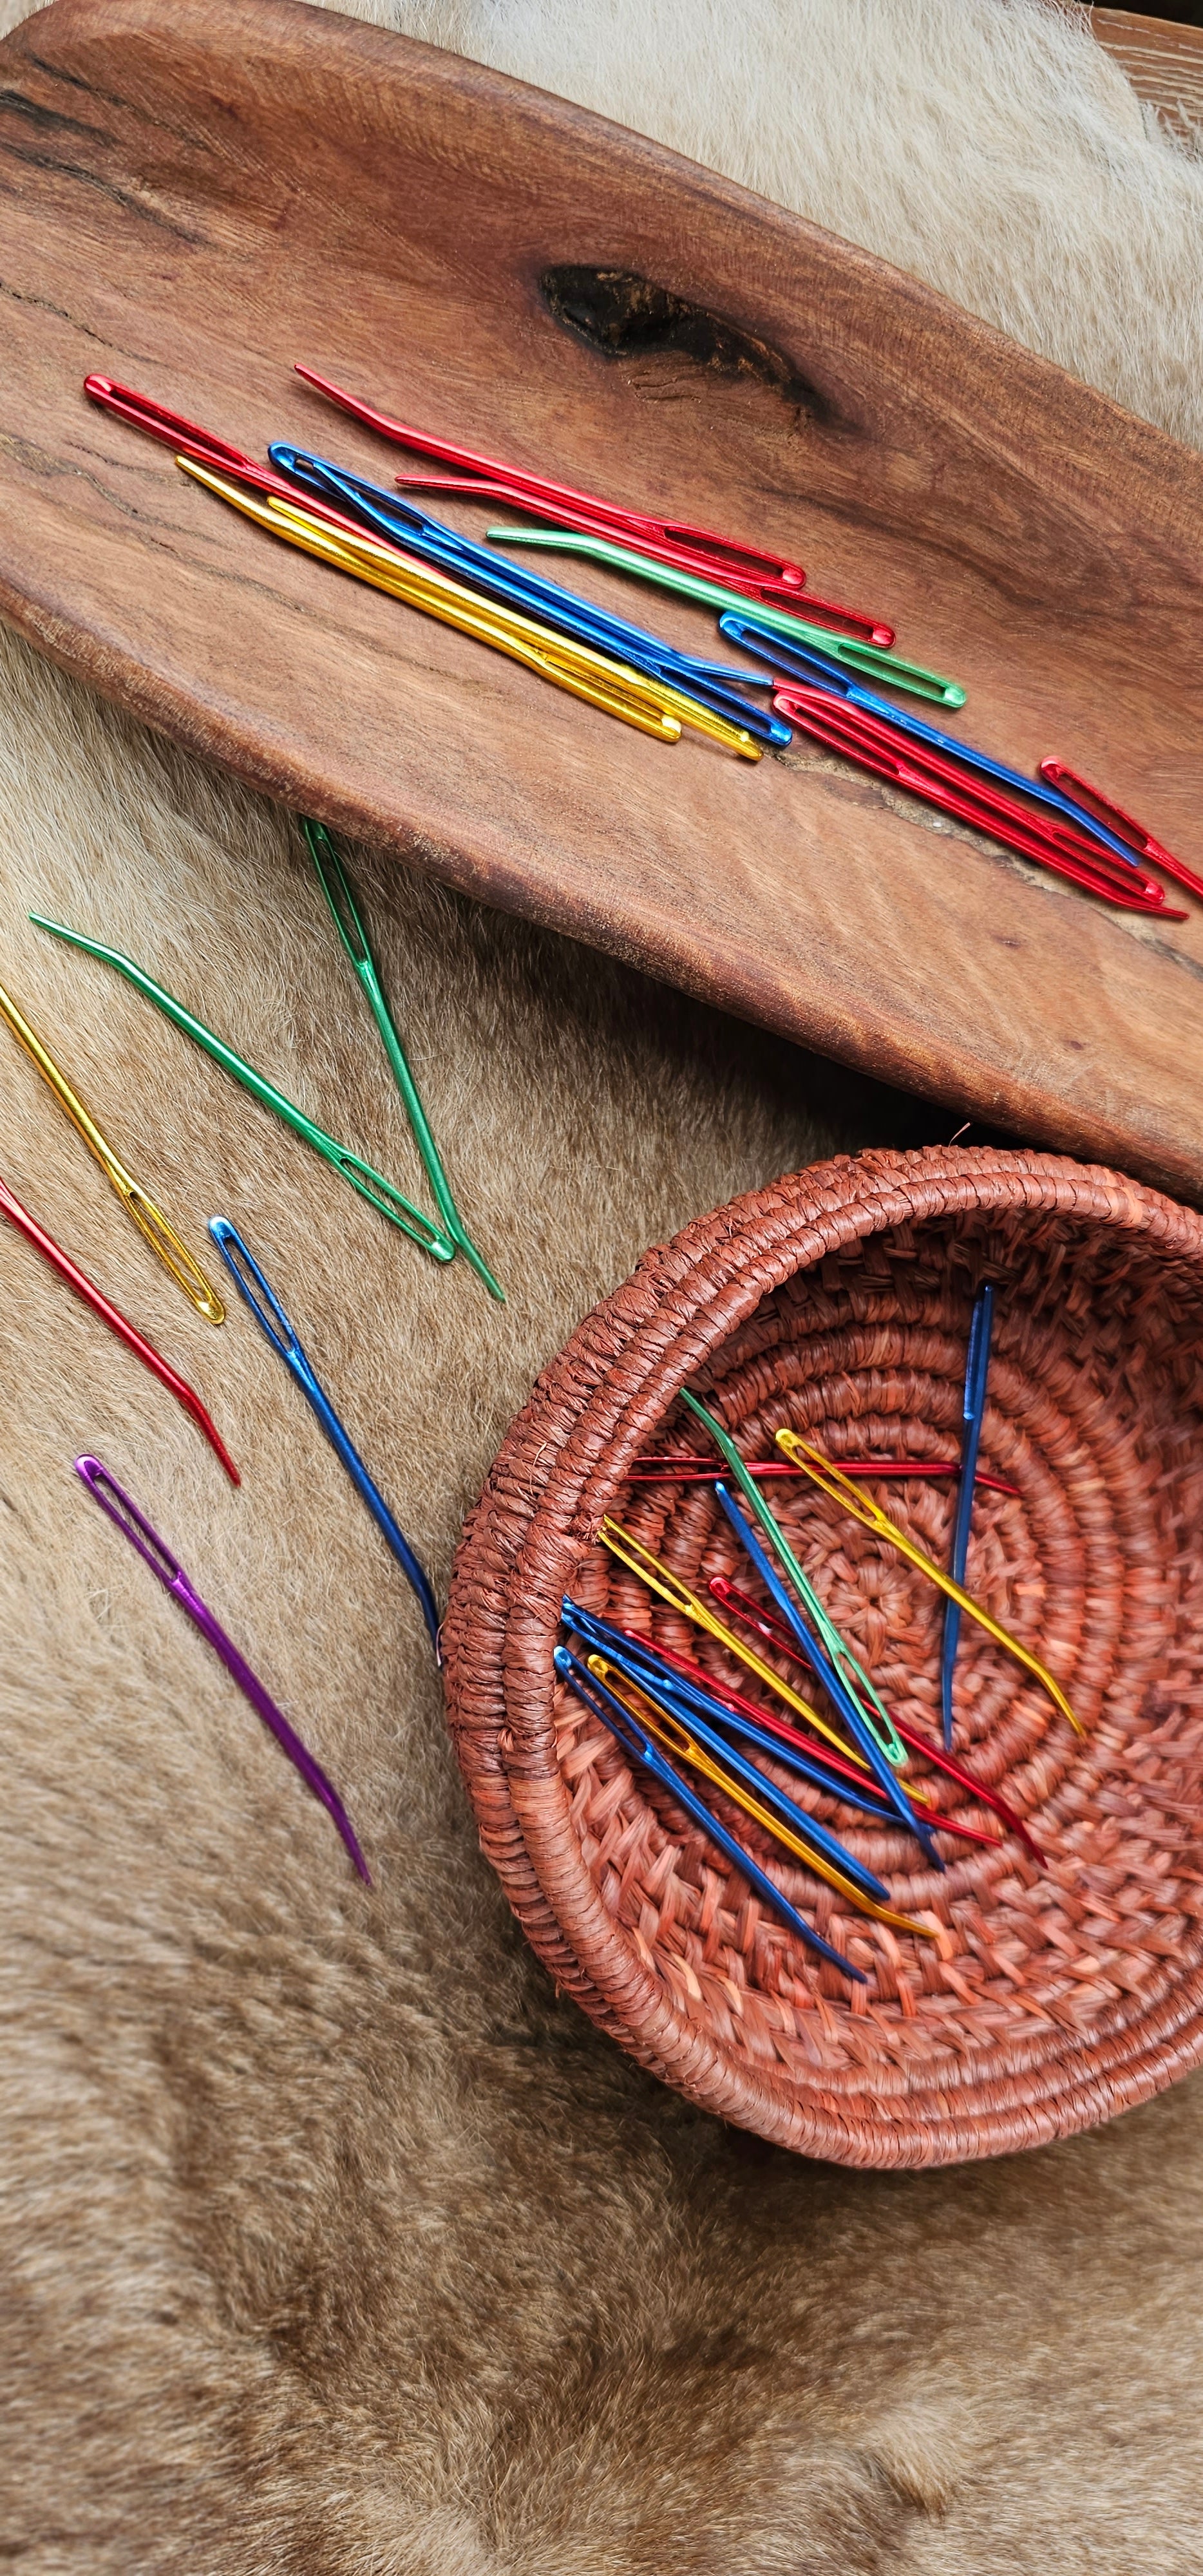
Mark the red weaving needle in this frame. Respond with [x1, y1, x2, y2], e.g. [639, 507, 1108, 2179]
[627, 1454, 1019, 1495]
[773, 686, 1184, 916]
[1039, 761, 1203, 905]
[0, 1168, 240, 1482]
[774, 685, 1180, 911]
[389, 473, 893, 643]
[709, 1575, 1045, 1862]
[294, 363, 807, 583]
[600, 1618, 1001, 1848]
[294, 363, 891, 636]
[85, 376, 394, 550]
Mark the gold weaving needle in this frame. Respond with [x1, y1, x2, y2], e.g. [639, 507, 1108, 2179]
[0, 978, 224, 1324]
[587, 1654, 935, 1938]
[598, 1513, 866, 1765]
[774, 1430, 1080, 1732]
[267, 488, 681, 724]
[267, 495, 759, 757]
[260, 490, 760, 757]
[178, 459, 682, 744]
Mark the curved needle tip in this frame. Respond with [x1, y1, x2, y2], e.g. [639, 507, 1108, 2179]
[194, 1406, 241, 1484]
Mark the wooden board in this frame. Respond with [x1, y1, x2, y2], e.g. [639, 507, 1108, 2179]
[1, 0, 1201, 1197]
[1094, 7, 1203, 136]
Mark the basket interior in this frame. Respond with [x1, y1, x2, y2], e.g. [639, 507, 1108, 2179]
[557, 1206, 1203, 2121]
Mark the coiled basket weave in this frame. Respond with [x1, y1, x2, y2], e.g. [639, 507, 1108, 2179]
[442, 1148, 1203, 2166]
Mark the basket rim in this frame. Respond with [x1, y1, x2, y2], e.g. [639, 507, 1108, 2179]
[442, 1144, 1203, 2166]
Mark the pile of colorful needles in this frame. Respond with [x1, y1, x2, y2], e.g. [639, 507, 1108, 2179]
[84, 369, 1201, 918]
[557, 1344, 1065, 1987]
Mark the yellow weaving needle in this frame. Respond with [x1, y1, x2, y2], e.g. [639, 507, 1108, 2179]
[178, 460, 680, 744]
[598, 1514, 869, 1765]
[263, 492, 760, 759]
[0, 978, 223, 1325]
[265, 489, 684, 723]
[774, 1431, 1080, 1733]
[587, 1654, 935, 1938]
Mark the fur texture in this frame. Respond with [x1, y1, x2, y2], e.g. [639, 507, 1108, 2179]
[3, 2, 1203, 2569]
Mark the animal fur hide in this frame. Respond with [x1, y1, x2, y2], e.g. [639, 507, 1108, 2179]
[3, 2, 1202, 2570]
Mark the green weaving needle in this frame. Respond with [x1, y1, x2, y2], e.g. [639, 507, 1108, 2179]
[679, 1388, 907, 1766]
[29, 914, 455, 1264]
[487, 526, 965, 709]
[303, 820, 504, 1303]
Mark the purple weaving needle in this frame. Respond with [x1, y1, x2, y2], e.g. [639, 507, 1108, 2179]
[76, 1455, 370, 1882]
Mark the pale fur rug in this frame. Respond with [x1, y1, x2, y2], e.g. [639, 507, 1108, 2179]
[3, 2, 1203, 2570]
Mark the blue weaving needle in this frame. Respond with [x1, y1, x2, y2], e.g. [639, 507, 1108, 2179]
[273, 446, 790, 743]
[719, 615, 1154, 875]
[564, 1595, 934, 1827]
[710, 1482, 943, 1872]
[267, 447, 793, 748]
[553, 1645, 865, 1980]
[210, 1218, 441, 1656]
[561, 1610, 890, 1901]
[940, 1283, 994, 1748]
[270, 446, 778, 698]
[564, 1598, 922, 1829]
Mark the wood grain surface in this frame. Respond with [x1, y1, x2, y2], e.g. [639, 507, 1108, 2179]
[1, 0, 1201, 1195]
[1094, 6, 1203, 135]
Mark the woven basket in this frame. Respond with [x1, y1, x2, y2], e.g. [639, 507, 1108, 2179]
[442, 1147, 1203, 2166]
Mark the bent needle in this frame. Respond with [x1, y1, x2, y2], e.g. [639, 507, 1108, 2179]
[28, 915, 456, 1263]
[486, 525, 967, 708]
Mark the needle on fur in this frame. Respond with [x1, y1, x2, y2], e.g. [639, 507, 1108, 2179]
[0, 1167, 238, 1479]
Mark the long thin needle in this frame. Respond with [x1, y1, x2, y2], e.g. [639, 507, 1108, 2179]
[176, 458, 690, 748]
[554, 1643, 864, 1980]
[585, 1652, 935, 1937]
[76, 1455, 366, 1878]
[776, 1428, 1079, 1732]
[678, 1393, 902, 1757]
[941, 1284, 994, 1747]
[0, 1168, 238, 1479]
[0, 976, 224, 1324]
[302, 821, 504, 1302]
[209, 1218, 441, 1654]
